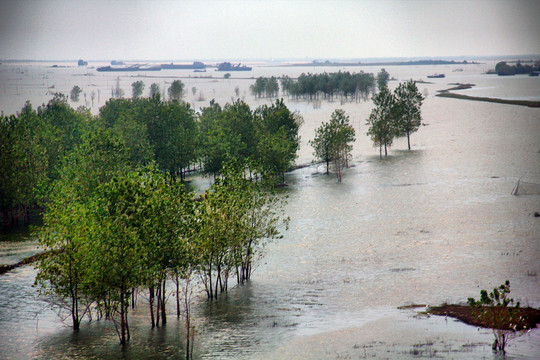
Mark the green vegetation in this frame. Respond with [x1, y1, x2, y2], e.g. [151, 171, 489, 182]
[467, 280, 528, 354]
[198, 98, 301, 183]
[258, 71, 375, 103]
[131, 80, 145, 98]
[394, 80, 424, 150]
[2, 76, 430, 354]
[168, 80, 185, 100]
[310, 109, 355, 182]
[250, 76, 279, 98]
[150, 83, 160, 98]
[366, 80, 424, 157]
[376, 68, 390, 90]
[494, 61, 540, 76]
[70, 86, 82, 102]
[35, 157, 287, 346]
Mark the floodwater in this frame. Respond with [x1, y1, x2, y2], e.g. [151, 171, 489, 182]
[1, 60, 539, 359]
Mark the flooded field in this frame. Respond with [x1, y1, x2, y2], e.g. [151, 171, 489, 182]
[1, 61, 539, 359]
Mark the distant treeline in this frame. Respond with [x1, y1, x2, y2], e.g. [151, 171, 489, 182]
[0, 94, 301, 230]
[494, 61, 540, 76]
[260, 71, 376, 102]
[285, 59, 478, 67]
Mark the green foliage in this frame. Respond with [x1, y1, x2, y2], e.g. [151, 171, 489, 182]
[0, 102, 49, 224]
[194, 160, 289, 299]
[250, 76, 279, 98]
[366, 80, 424, 156]
[376, 68, 390, 90]
[223, 73, 231, 79]
[310, 109, 355, 181]
[149, 83, 160, 98]
[168, 80, 185, 101]
[198, 99, 300, 180]
[393, 80, 424, 150]
[131, 80, 145, 98]
[70, 85, 82, 102]
[366, 86, 396, 158]
[467, 280, 527, 354]
[279, 71, 375, 102]
[98, 97, 197, 178]
[255, 99, 301, 181]
[1, 96, 90, 229]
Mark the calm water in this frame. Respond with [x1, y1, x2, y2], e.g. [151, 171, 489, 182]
[1, 61, 539, 359]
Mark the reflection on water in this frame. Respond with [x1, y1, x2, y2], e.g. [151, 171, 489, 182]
[1, 62, 539, 359]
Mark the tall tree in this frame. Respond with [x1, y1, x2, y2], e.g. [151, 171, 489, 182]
[168, 80, 185, 101]
[70, 86, 82, 102]
[310, 120, 333, 174]
[131, 80, 145, 98]
[0, 102, 50, 229]
[255, 99, 301, 182]
[310, 109, 355, 182]
[376, 68, 390, 91]
[393, 80, 424, 150]
[366, 86, 396, 158]
[150, 83, 160, 98]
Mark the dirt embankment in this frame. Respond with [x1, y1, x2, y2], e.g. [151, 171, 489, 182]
[426, 304, 540, 330]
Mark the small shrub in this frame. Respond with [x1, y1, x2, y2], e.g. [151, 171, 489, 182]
[468, 280, 527, 354]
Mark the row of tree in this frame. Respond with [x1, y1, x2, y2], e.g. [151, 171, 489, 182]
[250, 76, 279, 98]
[494, 61, 540, 76]
[366, 80, 424, 157]
[247, 71, 377, 102]
[36, 153, 287, 352]
[0, 96, 91, 228]
[309, 80, 424, 182]
[1, 94, 301, 230]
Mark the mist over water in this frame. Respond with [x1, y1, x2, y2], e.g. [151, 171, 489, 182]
[1, 61, 539, 359]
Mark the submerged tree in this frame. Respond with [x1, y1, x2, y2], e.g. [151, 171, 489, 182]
[310, 109, 355, 181]
[168, 80, 185, 101]
[150, 83, 160, 98]
[131, 80, 145, 98]
[366, 86, 396, 158]
[70, 86, 82, 102]
[468, 281, 528, 354]
[194, 161, 288, 300]
[376, 68, 390, 91]
[393, 80, 424, 150]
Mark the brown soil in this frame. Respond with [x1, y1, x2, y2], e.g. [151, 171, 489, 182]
[426, 304, 540, 330]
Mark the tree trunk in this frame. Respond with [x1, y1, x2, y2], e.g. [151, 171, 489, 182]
[176, 274, 181, 318]
[120, 286, 127, 345]
[149, 286, 155, 328]
[156, 284, 161, 326]
[161, 280, 167, 325]
[407, 131, 411, 150]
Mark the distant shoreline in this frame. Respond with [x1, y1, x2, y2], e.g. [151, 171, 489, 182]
[436, 92, 540, 108]
[276, 60, 480, 67]
[436, 83, 540, 108]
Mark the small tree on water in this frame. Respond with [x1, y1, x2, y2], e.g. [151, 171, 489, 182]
[468, 280, 528, 354]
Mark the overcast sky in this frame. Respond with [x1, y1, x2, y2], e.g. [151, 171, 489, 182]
[1, 0, 539, 61]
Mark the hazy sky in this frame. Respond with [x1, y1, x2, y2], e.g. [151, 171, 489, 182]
[1, 0, 539, 61]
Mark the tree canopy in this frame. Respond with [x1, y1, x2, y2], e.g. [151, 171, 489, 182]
[310, 109, 355, 182]
[366, 80, 424, 157]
